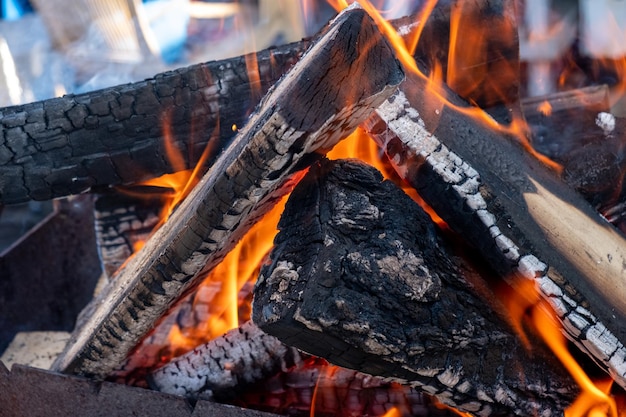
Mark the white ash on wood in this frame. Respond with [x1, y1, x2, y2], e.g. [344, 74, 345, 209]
[51, 4, 404, 380]
[362, 74, 626, 389]
[253, 158, 578, 416]
[148, 321, 301, 399]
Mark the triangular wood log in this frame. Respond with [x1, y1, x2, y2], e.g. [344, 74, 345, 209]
[51, 4, 404, 379]
[253, 158, 578, 416]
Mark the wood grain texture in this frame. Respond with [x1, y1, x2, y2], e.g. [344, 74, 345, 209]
[253, 159, 577, 416]
[51, 4, 404, 379]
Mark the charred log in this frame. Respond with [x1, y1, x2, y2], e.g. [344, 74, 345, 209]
[252, 158, 578, 416]
[0, 0, 517, 206]
[51, 4, 404, 380]
[362, 73, 626, 389]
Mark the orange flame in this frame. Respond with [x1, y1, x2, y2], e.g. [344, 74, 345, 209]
[329, 0, 563, 174]
[500, 277, 618, 417]
[538, 100, 553, 116]
[132, 111, 217, 229]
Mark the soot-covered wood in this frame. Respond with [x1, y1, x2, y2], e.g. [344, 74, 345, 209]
[51, 4, 404, 380]
[253, 159, 577, 416]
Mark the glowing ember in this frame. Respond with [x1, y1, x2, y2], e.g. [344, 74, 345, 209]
[538, 99, 553, 116]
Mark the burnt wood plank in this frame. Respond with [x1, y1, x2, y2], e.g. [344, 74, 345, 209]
[51, 4, 404, 379]
[252, 158, 577, 416]
[363, 73, 626, 389]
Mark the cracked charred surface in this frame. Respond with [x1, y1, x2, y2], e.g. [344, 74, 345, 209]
[0, 44, 308, 205]
[253, 159, 577, 416]
[51, 4, 404, 380]
[149, 321, 457, 417]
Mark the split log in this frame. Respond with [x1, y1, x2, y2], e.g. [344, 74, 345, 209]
[51, 4, 404, 380]
[149, 322, 455, 417]
[0, 0, 516, 205]
[362, 73, 626, 389]
[253, 159, 578, 416]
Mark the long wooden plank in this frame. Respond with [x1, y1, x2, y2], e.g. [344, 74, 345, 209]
[51, 4, 404, 379]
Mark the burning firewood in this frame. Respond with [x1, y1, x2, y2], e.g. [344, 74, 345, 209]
[252, 158, 578, 416]
[0, 0, 517, 206]
[361, 70, 626, 391]
[51, 4, 404, 380]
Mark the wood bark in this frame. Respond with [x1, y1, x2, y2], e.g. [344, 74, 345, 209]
[50, 4, 404, 380]
[0, 0, 516, 205]
[362, 74, 626, 390]
[148, 321, 301, 398]
[252, 158, 578, 416]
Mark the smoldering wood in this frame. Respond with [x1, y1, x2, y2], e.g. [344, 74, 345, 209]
[149, 322, 455, 417]
[0, 0, 516, 206]
[0, 40, 308, 205]
[51, 4, 404, 380]
[362, 74, 626, 390]
[93, 191, 162, 278]
[253, 158, 578, 416]
[148, 321, 301, 399]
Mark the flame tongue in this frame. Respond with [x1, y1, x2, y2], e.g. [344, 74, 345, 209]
[500, 277, 618, 417]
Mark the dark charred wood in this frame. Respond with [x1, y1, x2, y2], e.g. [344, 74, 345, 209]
[148, 321, 302, 399]
[0, 0, 516, 206]
[363, 73, 626, 389]
[51, 4, 404, 380]
[252, 158, 577, 416]
[93, 192, 162, 277]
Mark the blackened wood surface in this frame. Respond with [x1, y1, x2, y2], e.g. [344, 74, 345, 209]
[522, 85, 626, 231]
[0, 0, 516, 206]
[149, 321, 301, 398]
[51, 5, 404, 380]
[0, 38, 310, 205]
[364, 76, 626, 389]
[253, 159, 577, 416]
